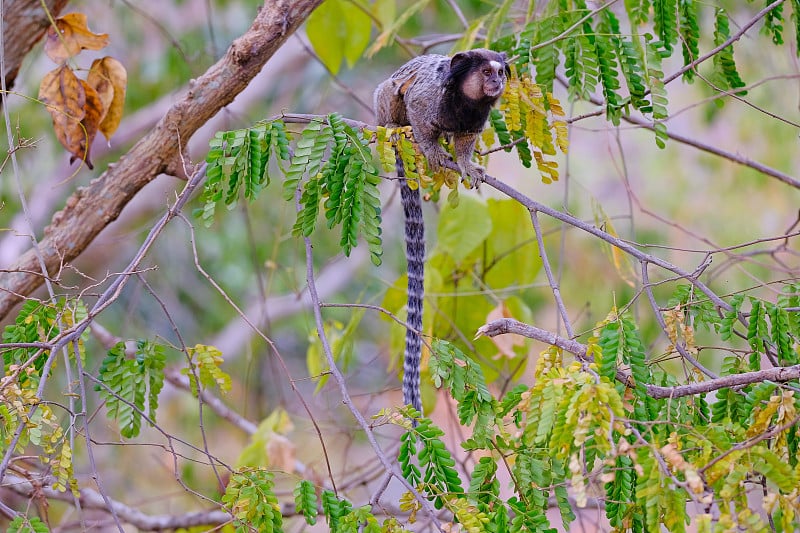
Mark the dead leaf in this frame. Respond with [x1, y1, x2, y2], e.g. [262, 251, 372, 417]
[265, 433, 296, 472]
[39, 66, 87, 165]
[485, 302, 524, 359]
[75, 79, 103, 168]
[44, 13, 109, 64]
[87, 57, 127, 140]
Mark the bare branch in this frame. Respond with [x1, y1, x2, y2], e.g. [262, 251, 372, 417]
[3, 474, 232, 531]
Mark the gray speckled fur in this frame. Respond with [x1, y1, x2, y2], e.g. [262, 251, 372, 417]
[374, 49, 507, 419]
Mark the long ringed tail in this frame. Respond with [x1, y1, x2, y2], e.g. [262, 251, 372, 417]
[398, 159, 424, 418]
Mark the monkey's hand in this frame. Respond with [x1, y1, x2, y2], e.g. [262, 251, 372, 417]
[463, 162, 486, 189]
[422, 145, 456, 173]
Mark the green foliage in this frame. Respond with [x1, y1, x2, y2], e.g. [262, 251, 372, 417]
[489, 110, 511, 151]
[712, 9, 748, 96]
[679, 0, 700, 81]
[793, 0, 800, 55]
[429, 340, 497, 444]
[3, 299, 59, 381]
[399, 417, 464, 509]
[190, 5, 800, 532]
[293, 479, 318, 525]
[563, 33, 599, 101]
[222, 468, 282, 533]
[667, 283, 720, 332]
[763, 0, 785, 45]
[182, 344, 231, 396]
[306, 0, 372, 74]
[204, 115, 383, 266]
[624, 0, 651, 26]
[615, 35, 649, 113]
[96, 340, 166, 438]
[283, 118, 331, 201]
[398, 428, 422, 486]
[645, 38, 669, 148]
[340, 506, 382, 533]
[605, 455, 637, 530]
[530, 15, 560, 93]
[720, 293, 745, 341]
[201, 120, 289, 225]
[652, 0, 678, 52]
[467, 456, 499, 510]
[321, 489, 353, 533]
[594, 34, 623, 125]
[8, 516, 50, 533]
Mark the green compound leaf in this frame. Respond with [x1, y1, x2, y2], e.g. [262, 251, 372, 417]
[293, 479, 319, 525]
[222, 469, 283, 533]
[96, 340, 165, 439]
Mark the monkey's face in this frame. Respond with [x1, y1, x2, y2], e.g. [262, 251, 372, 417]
[480, 60, 507, 99]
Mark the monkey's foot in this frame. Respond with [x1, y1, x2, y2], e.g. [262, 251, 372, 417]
[464, 163, 486, 189]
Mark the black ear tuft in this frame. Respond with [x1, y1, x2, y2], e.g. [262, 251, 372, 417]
[446, 51, 475, 87]
[449, 52, 473, 74]
[495, 51, 511, 76]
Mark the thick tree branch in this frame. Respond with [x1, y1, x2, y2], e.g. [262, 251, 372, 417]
[2, 0, 69, 92]
[478, 318, 800, 399]
[0, 0, 324, 320]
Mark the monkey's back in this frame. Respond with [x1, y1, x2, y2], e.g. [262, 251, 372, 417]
[373, 55, 450, 128]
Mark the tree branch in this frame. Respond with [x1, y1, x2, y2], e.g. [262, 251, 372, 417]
[4, 474, 231, 530]
[0, 0, 325, 320]
[478, 317, 800, 399]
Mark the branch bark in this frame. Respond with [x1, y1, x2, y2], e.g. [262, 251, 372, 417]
[0, 0, 324, 320]
[2, 0, 69, 92]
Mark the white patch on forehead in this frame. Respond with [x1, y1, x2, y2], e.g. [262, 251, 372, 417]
[489, 60, 502, 72]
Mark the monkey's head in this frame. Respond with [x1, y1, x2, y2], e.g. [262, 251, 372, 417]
[446, 49, 510, 102]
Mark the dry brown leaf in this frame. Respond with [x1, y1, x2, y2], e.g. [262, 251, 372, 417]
[485, 302, 524, 359]
[39, 65, 87, 165]
[44, 13, 109, 64]
[76, 79, 103, 169]
[265, 433, 296, 472]
[87, 57, 127, 140]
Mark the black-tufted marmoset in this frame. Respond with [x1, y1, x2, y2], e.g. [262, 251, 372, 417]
[373, 48, 509, 418]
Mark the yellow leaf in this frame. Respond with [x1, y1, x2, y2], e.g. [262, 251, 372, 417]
[44, 13, 109, 63]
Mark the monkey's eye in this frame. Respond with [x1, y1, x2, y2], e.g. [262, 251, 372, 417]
[483, 69, 492, 76]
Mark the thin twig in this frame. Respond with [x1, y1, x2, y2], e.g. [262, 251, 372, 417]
[303, 224, 442, 527]
[529, 209, 575, 339]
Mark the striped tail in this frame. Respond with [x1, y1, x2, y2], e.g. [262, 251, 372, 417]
[399, 172, 425, 419]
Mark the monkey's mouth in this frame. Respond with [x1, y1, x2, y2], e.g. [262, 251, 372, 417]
[484, 84, 504, 98]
